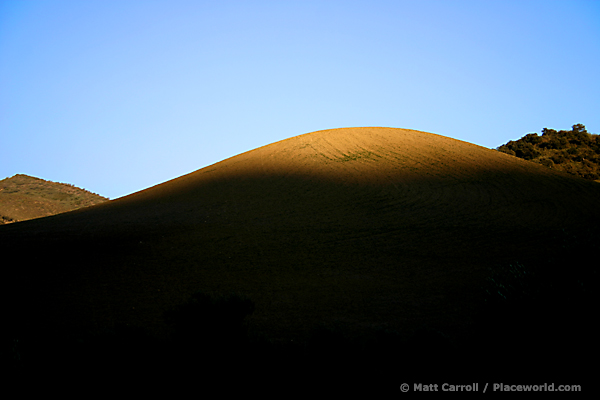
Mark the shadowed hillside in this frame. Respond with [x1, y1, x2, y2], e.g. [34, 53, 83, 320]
[0, 174, 108, 224]
[2, 127, 598, 385]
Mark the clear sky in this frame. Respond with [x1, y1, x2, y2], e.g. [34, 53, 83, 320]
[1, 0, 599, 199]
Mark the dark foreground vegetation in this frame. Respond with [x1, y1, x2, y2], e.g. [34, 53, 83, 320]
[497, 124, 600, 181]
[2, 230, 596, 391]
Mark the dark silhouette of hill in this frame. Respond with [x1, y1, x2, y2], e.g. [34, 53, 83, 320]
[1, 127, 598, 386]
[497, 124, 600, 182]
[0, 174, 108, 224]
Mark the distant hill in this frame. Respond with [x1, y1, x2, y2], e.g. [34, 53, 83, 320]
[0, 174, 108, 224]
[497, 124, 600, 182]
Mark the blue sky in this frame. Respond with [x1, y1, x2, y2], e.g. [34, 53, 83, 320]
[1, 0, 599, 199]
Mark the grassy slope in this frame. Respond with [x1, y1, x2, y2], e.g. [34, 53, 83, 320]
[1, 127, 598, 382]
[0, 174, 108, 223]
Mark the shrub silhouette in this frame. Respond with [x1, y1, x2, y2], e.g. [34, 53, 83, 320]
[473, 228, 598, 381]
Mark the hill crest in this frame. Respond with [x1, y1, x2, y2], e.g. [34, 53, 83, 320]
[113, 126, 565, 205]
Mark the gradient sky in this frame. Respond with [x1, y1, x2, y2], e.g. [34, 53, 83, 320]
[1, 0, 599, 199]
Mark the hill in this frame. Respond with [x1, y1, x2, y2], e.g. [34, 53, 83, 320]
[2, 127, 598, 384]
[0, 174, 108, 224]
[497, 124, 600, 181]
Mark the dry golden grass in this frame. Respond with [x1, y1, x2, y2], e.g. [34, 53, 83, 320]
[2, 127, 599, 345]
[0, 174, 107, 223]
